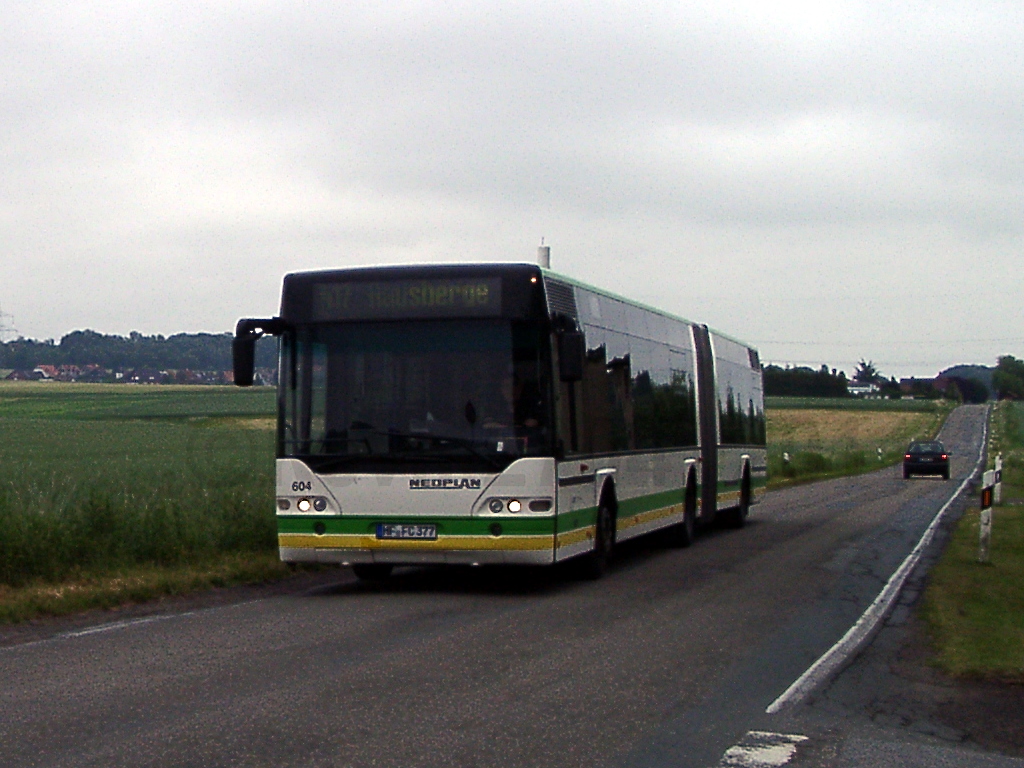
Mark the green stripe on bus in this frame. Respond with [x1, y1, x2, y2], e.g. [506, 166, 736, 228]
[617, 487, 686, 518]
[277, 515, 556, 537]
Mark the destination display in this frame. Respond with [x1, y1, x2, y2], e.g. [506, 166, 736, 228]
[312, 278, 502, 320]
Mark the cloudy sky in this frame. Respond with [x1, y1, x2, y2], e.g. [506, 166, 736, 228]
[2, 1, 1021, 378]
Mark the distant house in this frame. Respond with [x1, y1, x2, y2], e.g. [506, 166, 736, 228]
[254, 367, 278, 386]
[56, 364, 81, 381]
[76, 365, 110, 383]
[847, 383, 880, 398]
[124, 368, 170, 384]
[34, 364, 59, 380]
[6, 369, 43, 381]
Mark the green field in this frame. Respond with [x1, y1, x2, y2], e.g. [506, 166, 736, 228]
[766, 398, 953, 486]
[0, 383, 281, 620]
[922, 401, 1024, 681]
[0, 384, 957, 622]
[766, 396, 951, 412]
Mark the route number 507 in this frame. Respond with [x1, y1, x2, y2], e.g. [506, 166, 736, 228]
[291, 481, 312, 492]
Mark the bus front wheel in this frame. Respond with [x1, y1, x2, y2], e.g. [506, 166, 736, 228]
[580, 502, 616, 579]
[666, 483, 697, 548]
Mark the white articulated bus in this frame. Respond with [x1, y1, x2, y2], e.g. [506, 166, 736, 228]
[233, 263, 766, 580]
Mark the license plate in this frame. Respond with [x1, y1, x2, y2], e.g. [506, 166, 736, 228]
[920, 457, 932, 462]
[376, 523, 437, 540]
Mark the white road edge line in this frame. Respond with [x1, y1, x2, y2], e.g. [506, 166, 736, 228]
[765, 406, 990, 714]
[0, 598, 261, 653]
[718, 731, 809, 767]
[63, 612, 195, 638]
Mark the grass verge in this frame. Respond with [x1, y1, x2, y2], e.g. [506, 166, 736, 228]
[0, 551, 294, 625]
[922, 401, 1024, 681]
[922, 507, 1024, 681]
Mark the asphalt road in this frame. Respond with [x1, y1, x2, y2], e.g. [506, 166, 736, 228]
[0, 405, 994, 768]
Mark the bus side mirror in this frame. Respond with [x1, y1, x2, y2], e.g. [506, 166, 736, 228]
[233, 317, 286, 387]
[233, 335, 257, 387]
[558, 331, 584, 382]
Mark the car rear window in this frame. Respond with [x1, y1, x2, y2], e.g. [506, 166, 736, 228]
[908, 442, 944, 454]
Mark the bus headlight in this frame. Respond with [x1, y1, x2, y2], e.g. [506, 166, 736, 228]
[297, 498, 312, 512]
[313, 497, 328, 512]
[488, 498, 504, 513]
[507, 499, 522, 513]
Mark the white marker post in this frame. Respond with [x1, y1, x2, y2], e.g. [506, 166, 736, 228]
[994, 453, 1003, 504]
[979, 469, 995, 564]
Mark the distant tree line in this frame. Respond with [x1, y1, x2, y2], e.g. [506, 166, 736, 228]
[763, 364, 849, 397]
[0, 330, 277, 371]
[993, 355, 1024, 399]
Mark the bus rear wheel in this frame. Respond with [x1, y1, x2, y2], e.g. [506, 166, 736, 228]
[352, 563, 394, 582]
[724, 472, 751, 529]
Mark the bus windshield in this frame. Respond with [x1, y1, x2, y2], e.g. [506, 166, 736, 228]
[281, 318, 553, 473]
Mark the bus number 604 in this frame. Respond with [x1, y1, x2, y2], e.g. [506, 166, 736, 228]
[291, 481, 312, 492]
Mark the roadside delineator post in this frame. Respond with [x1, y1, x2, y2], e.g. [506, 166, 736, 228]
[978, 468, 995, 564]
[994, 453, 1003, 504]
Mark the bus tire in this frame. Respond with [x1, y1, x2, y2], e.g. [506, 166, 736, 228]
[724, 469, 751, 529]
[352, 563, 394, 582]
[667, 477, 697, 548]
[580, 497, 616, 579]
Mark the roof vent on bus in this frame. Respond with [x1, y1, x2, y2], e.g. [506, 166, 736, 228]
[544, 280, 578, 324]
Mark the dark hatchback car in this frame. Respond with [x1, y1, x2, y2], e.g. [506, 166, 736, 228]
[903, 440, 950, 479]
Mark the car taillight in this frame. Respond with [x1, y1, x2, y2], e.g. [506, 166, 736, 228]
[905, 454, 912, 459]
[941, 454, 947, 459]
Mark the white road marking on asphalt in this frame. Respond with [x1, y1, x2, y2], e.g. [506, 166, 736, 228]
[63, 613, 194, 637]
[0, 598, 262, 653]
[716, 731, 809, 767]
[765, 407, 990, 714]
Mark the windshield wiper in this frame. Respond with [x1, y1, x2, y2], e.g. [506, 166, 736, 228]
[284, 432, 507, 472]
[366, 430, 507, 471]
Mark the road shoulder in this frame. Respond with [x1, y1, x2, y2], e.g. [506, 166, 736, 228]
[0, 568, 349, 649]
[781, 490, 1024, 763]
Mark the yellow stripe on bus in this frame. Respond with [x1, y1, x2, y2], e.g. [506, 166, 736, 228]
[279, 533, 554, 551]
[554, 526, 595, 548]
[618, 503, 684, 532]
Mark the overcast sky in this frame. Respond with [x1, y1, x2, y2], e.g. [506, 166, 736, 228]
[2, 1, 1022, 378]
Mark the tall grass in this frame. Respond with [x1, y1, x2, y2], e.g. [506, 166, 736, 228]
[990, 400, 1024, 505]
[0, 384, 277, 589]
